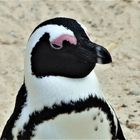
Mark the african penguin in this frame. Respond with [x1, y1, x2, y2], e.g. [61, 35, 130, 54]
[1, 17, 125, 140]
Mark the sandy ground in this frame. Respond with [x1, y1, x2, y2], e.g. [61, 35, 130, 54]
[0, 0, 140, 139]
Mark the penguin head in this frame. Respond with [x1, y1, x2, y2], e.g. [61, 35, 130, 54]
[26, 17, 112, 78]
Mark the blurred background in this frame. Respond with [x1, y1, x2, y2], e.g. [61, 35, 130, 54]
[0, 0, 140, 139]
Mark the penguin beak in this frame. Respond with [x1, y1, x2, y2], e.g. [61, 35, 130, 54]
[81, 39, 112, 64]
[91, 42, 112, 64]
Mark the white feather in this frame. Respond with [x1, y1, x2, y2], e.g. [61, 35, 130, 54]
[33, 108, 112, 139]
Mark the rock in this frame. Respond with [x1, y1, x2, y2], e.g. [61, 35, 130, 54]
[121, 104, 127, 108]
[128, 114, 135, 119]
[127, 90, 140, 96]
[136, 100, 140, 103]
[126, 120, 139, 129]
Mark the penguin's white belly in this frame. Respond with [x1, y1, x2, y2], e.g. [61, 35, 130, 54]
[32, 108, 112, 139]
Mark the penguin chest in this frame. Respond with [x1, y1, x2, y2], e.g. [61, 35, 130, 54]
[32, 108, 112, 139]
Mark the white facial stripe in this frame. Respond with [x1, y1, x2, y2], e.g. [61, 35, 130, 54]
[46, 25, 74, 42]
[28, 24, 75, 52]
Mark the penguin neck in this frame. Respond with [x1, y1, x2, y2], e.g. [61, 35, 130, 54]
[24, 68, 105, 112]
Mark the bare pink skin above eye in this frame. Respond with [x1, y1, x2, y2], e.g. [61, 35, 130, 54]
[52, 34, 77, 48]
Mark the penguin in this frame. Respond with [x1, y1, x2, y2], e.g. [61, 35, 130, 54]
[1, 17, 125, 140]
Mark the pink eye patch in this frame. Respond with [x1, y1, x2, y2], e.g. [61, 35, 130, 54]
[52, 34, 77, 48]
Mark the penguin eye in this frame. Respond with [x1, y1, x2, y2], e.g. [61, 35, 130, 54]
[50, 43, 63, 50]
